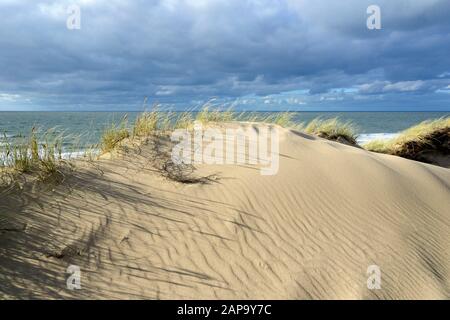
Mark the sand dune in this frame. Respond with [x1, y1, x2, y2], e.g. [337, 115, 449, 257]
[1, 124, 449, 299]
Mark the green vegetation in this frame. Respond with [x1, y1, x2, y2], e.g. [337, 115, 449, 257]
[364, 117, 450, 162]
[100, 117, 130, 153]
[2, 106, 448, 190]
[0, 128, 67, 184]
[196, 106, 235, 124]
[132, 110, 158, 137]
[173, 111, 194, 129]
[302, 118, 358, 145]
[260, 112, 296, 128]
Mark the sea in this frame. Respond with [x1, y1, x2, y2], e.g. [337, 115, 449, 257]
[0, 111, 448, 157]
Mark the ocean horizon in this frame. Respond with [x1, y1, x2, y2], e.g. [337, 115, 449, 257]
[1, 111, 448, 146]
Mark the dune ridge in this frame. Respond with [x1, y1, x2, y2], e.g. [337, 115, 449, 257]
[1, 124, 449, 299]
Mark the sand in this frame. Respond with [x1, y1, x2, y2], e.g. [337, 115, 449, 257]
[1, 123, 449, 299]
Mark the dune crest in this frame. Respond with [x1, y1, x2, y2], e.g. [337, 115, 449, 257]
[1, 124, 449, 299]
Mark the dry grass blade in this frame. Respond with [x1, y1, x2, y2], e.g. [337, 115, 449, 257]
[303, 117, 358, 146]
[364, 117, 450, 164]
[100, 117, 130, 153]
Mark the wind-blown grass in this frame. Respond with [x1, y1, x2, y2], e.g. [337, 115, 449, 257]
[0, 128, 68, 184]
[100, 117, 130, 153]
[173, 111, 194, 129]
[3, 106, 447, 190]
[259, 112, 297, 128]
[364, 117, 450, 162]
[196, 106, 235, 124]
[301, 118, 358, 145]
[132, 110, 158, 137]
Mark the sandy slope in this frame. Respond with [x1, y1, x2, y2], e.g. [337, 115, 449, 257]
[1, 124, 449, 299]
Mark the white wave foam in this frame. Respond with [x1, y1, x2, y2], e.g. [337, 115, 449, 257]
[60, 149, 99, 159]
[357, 133, 399, 145]
[1, 149, 99, 164]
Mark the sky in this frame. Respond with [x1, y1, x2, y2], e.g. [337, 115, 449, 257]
[0, 0, 449, 111]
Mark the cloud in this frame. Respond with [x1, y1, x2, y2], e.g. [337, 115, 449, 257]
[0, 93, 22, 102]
[358, 80, 448, 94]
[0, 0, 449, 110]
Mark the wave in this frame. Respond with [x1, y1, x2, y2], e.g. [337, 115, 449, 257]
[1, 148, 99, 163]
[357, 133, 399, 145]
[60, 149, 99, 159]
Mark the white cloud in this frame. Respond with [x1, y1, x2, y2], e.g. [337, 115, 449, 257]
[358, 80, 441, 94]
[0, 93, 21, 101]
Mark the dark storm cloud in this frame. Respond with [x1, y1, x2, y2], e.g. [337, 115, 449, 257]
[0, 0, 449, 110]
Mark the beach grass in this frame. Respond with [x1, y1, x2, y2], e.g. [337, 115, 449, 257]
[364, 117, 450, 160]
[256, 111, 297, 128]
[301, 117, 358, 145]
[132, 110, 158, 137]
[196, 106, 235, 124]
[173, 111, 194, 129]
[0, 128, 69, 186]
[2, 108, 448, 189]
[100, 117, 130, 153]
